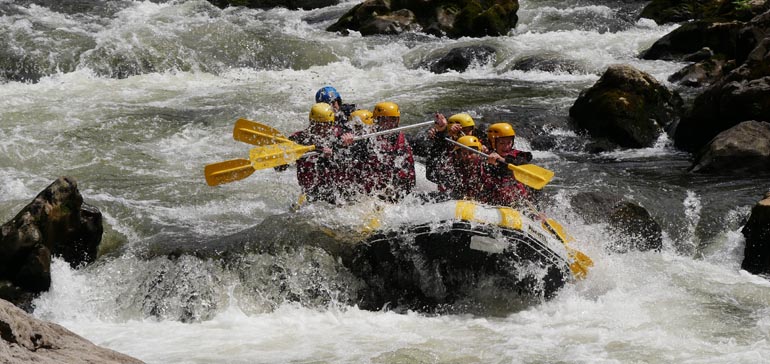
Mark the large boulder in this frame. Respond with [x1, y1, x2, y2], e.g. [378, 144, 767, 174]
[0, 177, 103, 307]
[327, 0, 519, 38]
[639, 0, 768, 25]
[0, 299, 143, 363]
[690, 120, 770, 173]
[570, 192, 663, 252]
[640, 20, 744, 61]
[568, 64, 684, 149]
[674, 36, 770, 152]
[741, 192, 770, 275]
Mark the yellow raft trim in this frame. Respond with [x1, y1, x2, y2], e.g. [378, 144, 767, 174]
[454, 200, 522, 230]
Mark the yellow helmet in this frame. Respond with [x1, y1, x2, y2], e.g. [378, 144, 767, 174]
[487, 122, 515, 148]
[448, 113, 475, 128]
[373, 101, 400, 118]
[455, 135, 482, 151]
[350, 109, 374, 125]
[309, 102, 335, 123]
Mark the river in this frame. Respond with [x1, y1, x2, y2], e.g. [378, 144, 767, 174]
[2, 0, 769, 363]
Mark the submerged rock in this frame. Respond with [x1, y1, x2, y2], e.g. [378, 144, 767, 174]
[570, 191, 663, 252]
[420, 45, 497, 74]
[741, 192, 770, 276]
[0, 298, 143, 363]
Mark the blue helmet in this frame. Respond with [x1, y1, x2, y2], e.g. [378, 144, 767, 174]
[315, 86, 342, 104]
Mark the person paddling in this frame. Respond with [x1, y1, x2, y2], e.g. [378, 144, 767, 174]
[315, 86, 356, 131]
[362, 101, 416, 202]
[480, 122, 534, 207]
[288, 103, 351, 204]
[425, 112, 479, 198]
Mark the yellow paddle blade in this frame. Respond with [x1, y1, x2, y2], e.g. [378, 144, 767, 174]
[204, 159, 255, 186]
[543, 218, 574, 243]
[248, 142, 316, 170]
[233, 118, 291, 145]
[541, 217, 593, 279]
[507, 163, 554, 190]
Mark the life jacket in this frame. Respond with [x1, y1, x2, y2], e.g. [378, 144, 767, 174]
[289, 127, 350, 204]
[363, 132, 416, 202]
[425, 130, 456, 193]
[478, 149, 532, 207]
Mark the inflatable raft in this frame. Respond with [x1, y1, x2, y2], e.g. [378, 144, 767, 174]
[302, 198, 586, 310]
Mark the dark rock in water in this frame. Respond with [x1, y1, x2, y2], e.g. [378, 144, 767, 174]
[569, 64, 683, 149]
[571, 191, 663, 252]
[512, 54, 582, 74]
[0, 298, 143, 363]
[668, 58, 726, 88]
[690, 121, 770, 174]
[327, 0, 519, 38]
[208, 0, 339, 10]
[741, 192, 770, 276]
[640, 21, 744, 61]
[638, 0, 768, 25]
[420, 45, 497, 74]
[0, 177, 103, 309]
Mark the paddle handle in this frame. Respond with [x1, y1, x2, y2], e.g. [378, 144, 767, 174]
[445, 137, 493, 159]
[352, 120, 435, 141]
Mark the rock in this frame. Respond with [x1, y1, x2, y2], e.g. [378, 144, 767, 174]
[674, 36, 770, 152]
[639, 0, 768, 25]
[668, 58, 727, 87]
[511, 53, 582, 74]
[741, 193, 770, 275]
[568, 64, 684, 149]
[640, 20, 744, 61]
[570, 191, 663, 252]
[207, 0, 339, 10]
[690, 120, 770, 174]
[327, 0, 520, 38]
[0, 299, 144, 363]
[420, 45, 496, 74]
[0, 177, 103, 307]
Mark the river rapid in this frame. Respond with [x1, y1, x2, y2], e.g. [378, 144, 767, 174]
[2, 0, 770, 363]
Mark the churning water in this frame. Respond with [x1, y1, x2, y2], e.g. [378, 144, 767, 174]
[2, 0, 769, 362]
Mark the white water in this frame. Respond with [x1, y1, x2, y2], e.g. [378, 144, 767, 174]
[2, 0, 770, 363]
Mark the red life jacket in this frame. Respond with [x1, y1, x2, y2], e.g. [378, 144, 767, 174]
[479, 149, 531, 207]
[363, 132, 416, 202]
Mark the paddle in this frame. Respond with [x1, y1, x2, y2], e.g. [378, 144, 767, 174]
[204, 159, 255, 186]
[233, 118, 292, 145]
[235, 118, 435, 146]
[205, 120, 436, 185]
[445, 138, 554, 190]
[244, 121, 437, 170]
[523, 200, 593, 279]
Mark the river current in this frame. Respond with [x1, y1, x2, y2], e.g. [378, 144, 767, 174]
[2, 0, 769, 363]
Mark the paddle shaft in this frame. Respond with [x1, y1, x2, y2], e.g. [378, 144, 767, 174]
[352, 120, 435, 141]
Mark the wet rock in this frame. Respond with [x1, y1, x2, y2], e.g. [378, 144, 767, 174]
[420, 45, 496, 74]
[638, 0, 768, 25]
[207, 0, 339, 10]
[668, 58, 727, 87]
[640, 20, 744, 61]
[569, 64, 684, 149]
[690, 120, 770, 174]
[327, 0, 519, 38]
[0, 177, 103, 308]
[0, 298, 143, 363]
[512, 54, 582, 74]
[570, 191, 663, 252]
[741, 192, 770, 275]
[674, 36, 770, 152]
